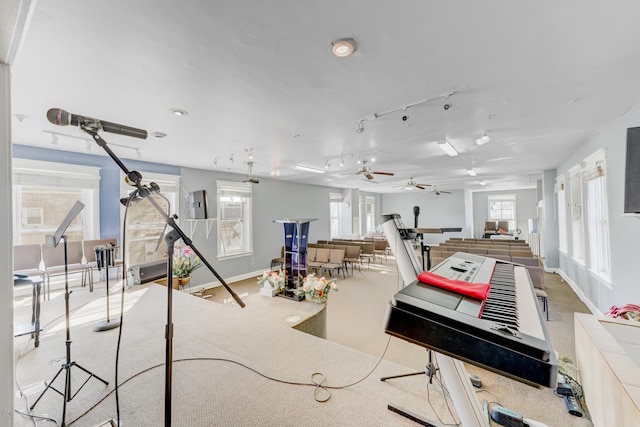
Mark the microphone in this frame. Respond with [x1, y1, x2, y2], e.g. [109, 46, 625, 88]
[46, 108, 148, 140]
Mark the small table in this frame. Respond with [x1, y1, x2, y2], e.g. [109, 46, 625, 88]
[14, 275, 43, 347]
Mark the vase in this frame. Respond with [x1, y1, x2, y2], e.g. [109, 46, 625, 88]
[307, 295, 327, 304]
[178, 276, 190, 288]
[260, 286, 278, 297]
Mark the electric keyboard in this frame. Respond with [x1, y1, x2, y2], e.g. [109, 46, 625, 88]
[384, 252, 557, 387]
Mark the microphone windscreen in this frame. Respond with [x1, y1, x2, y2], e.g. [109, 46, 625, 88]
[46, 108, 70, 126]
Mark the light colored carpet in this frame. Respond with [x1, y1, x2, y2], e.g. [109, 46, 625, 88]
[13, 254, 592, 426]
[207, 256, 593, 427]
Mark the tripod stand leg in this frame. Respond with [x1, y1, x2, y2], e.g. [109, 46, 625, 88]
[380, 371, 425, 381]
[72, 361, 110, 386]
[30, 365, 65, 409]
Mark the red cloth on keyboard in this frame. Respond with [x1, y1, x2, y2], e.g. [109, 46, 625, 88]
[418, 271, 491, 301]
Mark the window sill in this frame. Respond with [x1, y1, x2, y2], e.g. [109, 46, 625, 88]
[588, 269, 612, 289]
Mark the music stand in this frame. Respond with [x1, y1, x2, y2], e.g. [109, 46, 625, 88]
[31, 201, 109, 426]
[93, 244, 120, 332]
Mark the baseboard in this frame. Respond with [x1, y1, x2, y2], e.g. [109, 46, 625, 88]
[184, 268, 267, 294]
[557, 270, 602, 315]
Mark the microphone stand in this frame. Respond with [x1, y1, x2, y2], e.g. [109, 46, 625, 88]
[81, 125, 246, 427]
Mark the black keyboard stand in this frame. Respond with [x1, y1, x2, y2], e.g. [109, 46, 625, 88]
[381, 350, 443, 427]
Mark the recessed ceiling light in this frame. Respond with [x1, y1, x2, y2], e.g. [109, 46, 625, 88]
[330, 38, 357, 58]
[151, 132, 167, 138]
[467, 168, 477, 176]
[169, 108, 188, 116]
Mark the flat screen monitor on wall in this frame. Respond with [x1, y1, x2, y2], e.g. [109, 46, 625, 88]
[187, 190, 208, 219]
[625, 127, 640, 213]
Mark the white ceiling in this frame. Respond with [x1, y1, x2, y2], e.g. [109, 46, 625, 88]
[7, 0, 640, 193]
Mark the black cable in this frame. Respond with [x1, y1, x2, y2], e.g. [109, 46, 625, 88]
[68, 336, 393, 425]
[112, 193, 134, 425]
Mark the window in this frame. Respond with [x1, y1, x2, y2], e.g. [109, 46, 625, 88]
[365, 196, 376, 234]
[555, 176, 568, 253]
[583, 149, 611, 280]
[569, 165, 584, 263]
[329, 193, 343, 238]
[13, 159, 100, 245]
[217, 181, 252, 258]
[120, 171, 180, 265]
[487, 195, 516, 230]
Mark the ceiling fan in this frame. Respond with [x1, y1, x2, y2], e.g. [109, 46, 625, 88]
[344, 160, 395, 180]
[431, 186, 451, 195]
[397, 177, 431, 191]
[242, 161, 259, 184]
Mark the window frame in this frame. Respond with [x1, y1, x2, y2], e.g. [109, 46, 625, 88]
[12, 159, 100, 245]
[119, 170, 181, 265]
[487, 194, 516, 231]
[583, 149, 611, 282]
[568, 164, 585, 264]
[216, 180, 253, 260]
[329, 192, 343, 238]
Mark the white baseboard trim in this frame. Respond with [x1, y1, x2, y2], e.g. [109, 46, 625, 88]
[184, 268, 267, 294]
[557, 270, 602, 315]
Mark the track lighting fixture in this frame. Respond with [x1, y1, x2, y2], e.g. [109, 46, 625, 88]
[340, 157, 344, 167]
[476, 132, 490, 145]
[466, 168, 477, 176]
[213, 158, 218, 167]
[230, 153, 234, 163]
[325, 160, 331, 169]
[356, 120, 365, 134]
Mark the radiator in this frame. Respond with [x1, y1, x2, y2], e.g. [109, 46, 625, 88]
[528, 233, 541, 256]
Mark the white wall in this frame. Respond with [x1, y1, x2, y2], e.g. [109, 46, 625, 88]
[382, 190, 468, 245]
[472, 189, 538, 239]
[556, 101, 640, 311]
[179, 167, 338, 286]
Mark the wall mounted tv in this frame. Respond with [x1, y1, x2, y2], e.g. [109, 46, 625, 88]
[625, 127, 640, 214]
[187, 190, 208, 219]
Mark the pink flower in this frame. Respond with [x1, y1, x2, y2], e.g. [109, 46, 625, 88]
[182, 246, 194, 256]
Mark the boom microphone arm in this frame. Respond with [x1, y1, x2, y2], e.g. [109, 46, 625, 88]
[79, 122, 245, 427]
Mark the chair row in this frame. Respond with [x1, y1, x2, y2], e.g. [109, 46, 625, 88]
[431, 247, 534, 258]
[14, 238, 121, 299]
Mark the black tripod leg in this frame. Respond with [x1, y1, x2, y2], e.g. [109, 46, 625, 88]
[72, 362, 110, 386]
[380, 371, 424, 381]
[30, 365, 65, 409]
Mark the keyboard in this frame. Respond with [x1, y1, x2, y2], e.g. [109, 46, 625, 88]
[384, 252, 557, 387]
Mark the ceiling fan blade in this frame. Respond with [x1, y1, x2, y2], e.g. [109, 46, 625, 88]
[416, 185, 427, 190]
[440, 190, 452, 194]
[373, 171, 394, 176]
[365, 173, 375, 180]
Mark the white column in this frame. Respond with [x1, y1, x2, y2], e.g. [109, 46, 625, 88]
[0, 62, 14, 426]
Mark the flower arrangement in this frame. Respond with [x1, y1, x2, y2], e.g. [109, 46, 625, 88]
[172, 246, 202, 278]
[295, 273, 338, 303]
[257, 270, 286, 292]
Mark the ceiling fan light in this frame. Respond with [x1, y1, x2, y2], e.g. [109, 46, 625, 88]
[437, 140, 458, 157]
[331, 38, 357, 58]
[295, 165, 326, 174]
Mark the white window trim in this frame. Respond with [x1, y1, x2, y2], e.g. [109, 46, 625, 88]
[12, 159, 101, 241]
[216, 180, 253, 260]
[568, 164, 585, 265]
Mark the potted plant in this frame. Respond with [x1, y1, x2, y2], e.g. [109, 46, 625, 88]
[257, 270, 286, 297]
[172, 246, 202, 287]
[294, 273, 338, 303]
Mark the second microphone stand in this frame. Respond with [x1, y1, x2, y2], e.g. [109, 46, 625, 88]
[82, 125, 246, 427]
